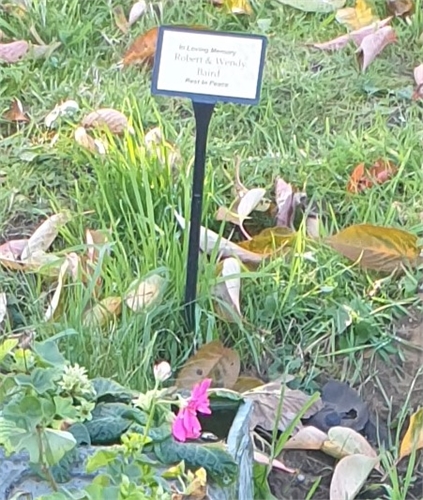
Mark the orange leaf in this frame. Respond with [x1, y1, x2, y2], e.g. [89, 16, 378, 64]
[327, 224, 422, 272]
[122, 27, 158, 67]
[347, 160, 397, 193]
[3, 98, 29, 122]
[347, 163, 368, 193]
[176, 340, 240, 390]
[367, 159, 397, 184]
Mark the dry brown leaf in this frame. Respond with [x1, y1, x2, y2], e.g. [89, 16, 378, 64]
[347, 160, 397, 193]
[232, 376, 264, 392]
[81, 108, 132, 135]
[124, 274, 166, 312]
[311, 18, 392, 51]
[0, 40, 29, 63]
[275, 177, 295, 227]
[336, 0, 378, 30]
[3, 98, 29, 122]
[284, 426, 328, 450]
[113, 6, 129, 34]
[21, 213, 70, 261]
[386, 0, 414, 17]
[322, 427, 380, 470]
[243, 382, 322, 433]
[83, 297, 122, 328]
[330, 454, 378, 500]
[122, 27, 158, 67]
[357, 26, 397, 72]
[253, 451, 296, 474]
[176, 340, 240, 390]
[44, 260, 70, 321]
[174, 211, 264, 264]
[212, 257, 242, 322]
[326, 224, 422, 272]
[399, 408, 423, 459]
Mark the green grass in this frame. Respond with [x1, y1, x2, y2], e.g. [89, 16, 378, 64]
[0, 0, 422, 400]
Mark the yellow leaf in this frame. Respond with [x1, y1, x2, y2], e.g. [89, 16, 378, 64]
[176, 340, 240, 390]
[237, 227, 295, 255]
[212, 0, 253, 15]
[124, 274, 166, 312]
[326, 224, 422, 272]
[83, 297, 122, 328]
[232, 376, 264, 392]
[400, 408, 423, 459]
[336, 0, 378, 30]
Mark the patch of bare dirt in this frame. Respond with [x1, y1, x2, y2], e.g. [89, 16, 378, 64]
[268, 304, 423, 500]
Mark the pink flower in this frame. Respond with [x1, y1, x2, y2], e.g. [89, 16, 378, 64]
[172, 378, 212, 442]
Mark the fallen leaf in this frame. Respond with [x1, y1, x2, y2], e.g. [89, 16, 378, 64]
[21, 213, 70, 261]
[185, 467, 208, 498]
[413, 63, 423, 100]
[212, 0, 253, 15]
[237, 227, 295, 255]
[243, 382, 322, 434]
[176, 340, 240, 390]
[3, 98, 29, 122]
[81, 108, 133, 135]
[212, 257, 242, 322]
[237, 188, 267, 224]
[174, 211, 265, 264]
[44, 100, 79, 128]
[232, 376, 264, 392]
[284, 426, 328, 450]
[253, 451, 296, 474]
[113, 6, 129, 34]
[311, 18, 392, 51]
[44, 260, 70, 321]
[83, 297, 122, 328]
[0, 292, 7, 326]
[306, 214, 320, 238]
[274, 0, 346, 12]
[386, 0, 414, 17]
[122, 26, 158, 67]
[74, 127, 106, 155]
[86, 229, 110, 264]
[330, 454, 378, 500]
[0, 40, 29, 63]
[399, 407, 423, 459]
[124, 274, 167, 312]
[322, 427, 380, 467]
[347, 160, 397, 193]
[326, 224, 421, 272]
[357, 26, 397, 72]
[336, 0, 378, 30]
[275, 177, 295, 227]
[128, 1, 147, 26]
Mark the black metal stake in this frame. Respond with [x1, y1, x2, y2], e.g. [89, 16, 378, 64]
[184, 101, 215, 331]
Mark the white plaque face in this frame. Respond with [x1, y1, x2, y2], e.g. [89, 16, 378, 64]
[152, 27, 266, 105]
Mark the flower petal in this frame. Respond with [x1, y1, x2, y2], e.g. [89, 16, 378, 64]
[172, 409, 188, 442]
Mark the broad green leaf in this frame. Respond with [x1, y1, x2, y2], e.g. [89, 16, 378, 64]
[155, 438, 238, 486]
[326, 224, 422, 272]
[85, 402, 133, 444]
[86, 448, 119, 473]
[33, 340, 66, 366]
[68, 422, 91, 445]
[176, 340, 240, 390]
[44, 429, 77, 465]
[0, 416, 25, 453]
[330, 454, 377, 500]
[92, 377, 133, 403]
[275, 0, 345, 12]
[53, 396, 78, 420]
[15, 367, 61, 394]
[0, 338, 18, 363]
[399, 408, 423, 459]
[4, 395, 43, 431]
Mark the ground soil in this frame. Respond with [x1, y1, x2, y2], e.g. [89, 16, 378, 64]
[268, 303, 423, 500]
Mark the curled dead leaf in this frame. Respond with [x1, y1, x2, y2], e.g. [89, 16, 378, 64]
[74, 127, 107, 155]
[386, 0, 414, 17]
[399, 408, 423, 459]
[284, 426, 327, 450]
[81, 108, 133, 135]
[122, 27, 158, 67]
[0, 40, 29, 63]
[124, 274, 167, 312]
[4, 98, 29, 122]
[128, 1, 147, 26]
[212, 257, 242, 322]
[357, 26, 397, 72]
[83, 297, 122, 328]
[176, 340, 240, 390]
[330, 454, 378, 500]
